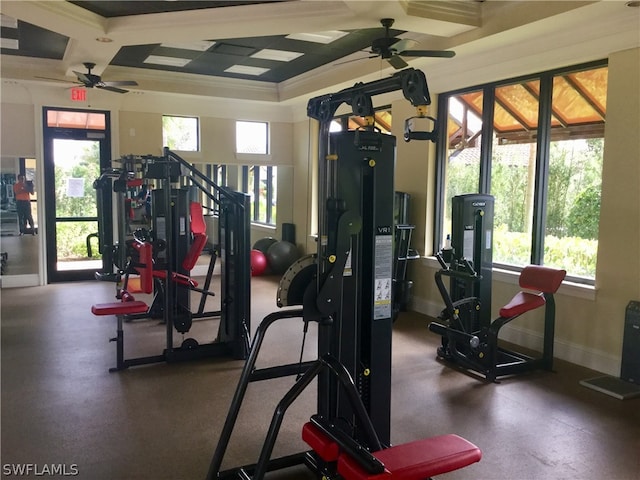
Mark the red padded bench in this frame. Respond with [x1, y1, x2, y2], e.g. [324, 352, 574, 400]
[302, 422, 482, 480]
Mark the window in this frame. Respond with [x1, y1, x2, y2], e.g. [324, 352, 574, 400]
[236, 121, 268, 154]
[236, 121, 274, 225]
[436, 62, 607, 282]
[162, 115, 199, 151]
[201, 164, 227, 214]
[330, 107, 392, 133]
[242, 165, 277, 225]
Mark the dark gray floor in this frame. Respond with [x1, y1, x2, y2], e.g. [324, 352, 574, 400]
[1, 275, 639, 479]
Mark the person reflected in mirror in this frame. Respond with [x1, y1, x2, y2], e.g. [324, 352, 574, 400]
[137, 184, 152, 222]
[13, 174, 35, 236]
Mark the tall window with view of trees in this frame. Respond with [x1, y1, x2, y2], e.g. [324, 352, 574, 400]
[53, 139, 101, 261]
[242, 165, 277, 225]
[437, 61, 606, 282]
[236, 121, 276, 226]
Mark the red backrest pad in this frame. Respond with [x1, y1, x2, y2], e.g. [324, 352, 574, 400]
[519, 265, 566, 294]
[182, 233, 208, 271]
[190, 202, 206, 235]
[132, 240, 153, 294]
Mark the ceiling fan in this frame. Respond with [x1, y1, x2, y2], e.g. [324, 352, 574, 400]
[37, 62, 138, 93]
[345, 18, 456, 70]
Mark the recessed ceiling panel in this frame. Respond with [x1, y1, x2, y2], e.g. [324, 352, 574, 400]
[109, 27, 404, 83]
[0, 19, 68, 59]
[67, 1, 290, 18]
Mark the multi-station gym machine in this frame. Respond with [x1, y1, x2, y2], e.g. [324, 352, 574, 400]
[206, 69, 482, 480]
[91, 149, 251, 370]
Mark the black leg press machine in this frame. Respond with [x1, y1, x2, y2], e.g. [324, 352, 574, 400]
[428, 194, 566, 382]
[206, 68, 482, 480]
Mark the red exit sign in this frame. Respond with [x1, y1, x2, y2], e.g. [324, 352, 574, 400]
[71, 87, 86, 102]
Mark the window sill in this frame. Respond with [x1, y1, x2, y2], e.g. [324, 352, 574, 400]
[251, 223, 276, 230]
[421, 256, 596, 301]
[235, 153, 272, 163]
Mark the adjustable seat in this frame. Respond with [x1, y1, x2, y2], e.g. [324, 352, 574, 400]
[484, 265, 566, 380]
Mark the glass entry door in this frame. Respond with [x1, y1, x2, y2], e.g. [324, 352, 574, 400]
[43, 108, 111, 282]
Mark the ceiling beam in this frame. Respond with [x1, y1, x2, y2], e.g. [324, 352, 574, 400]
[401, 0, 482, 27]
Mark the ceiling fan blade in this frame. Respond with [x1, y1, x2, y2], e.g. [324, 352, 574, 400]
[73, 70, 92, 84]
[391, 39, 418, 53]
[102, 80, 138, 87]
[97, 85, 129, 94]
[400, 49, 456, 58]
[387, 55, 408, 70]
[334, 55, 377, 67]
[35, 76, 82, 85]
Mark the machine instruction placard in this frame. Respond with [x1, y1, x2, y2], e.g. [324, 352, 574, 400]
[374, 230, 393, 320]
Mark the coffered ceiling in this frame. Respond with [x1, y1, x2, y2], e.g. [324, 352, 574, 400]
[0, 1, 638, 106]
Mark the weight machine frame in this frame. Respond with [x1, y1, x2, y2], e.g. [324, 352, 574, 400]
[92, 149, 251, 371]
[207, 67, 439, 480]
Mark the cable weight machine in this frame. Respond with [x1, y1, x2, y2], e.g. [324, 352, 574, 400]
[309, 68, 438, 446]
[429, 194, 566, 382]
[207, 68, 453, 480]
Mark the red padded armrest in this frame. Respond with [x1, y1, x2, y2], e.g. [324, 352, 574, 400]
[153, 270, 199, 288]
[337, 434, 482, 480]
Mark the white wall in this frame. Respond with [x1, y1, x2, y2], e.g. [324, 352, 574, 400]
[2, 46, 639, 376]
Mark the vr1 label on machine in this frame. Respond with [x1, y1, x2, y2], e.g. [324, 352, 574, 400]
[374, 231, 393, 320]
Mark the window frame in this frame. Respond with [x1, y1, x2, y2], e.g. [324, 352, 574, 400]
[162, 114, 200, 152]
[203, 163, 226, 214]
[235, 120, 269, 155]
[330, 105, 392, 133]
[434, 59, 607, 284]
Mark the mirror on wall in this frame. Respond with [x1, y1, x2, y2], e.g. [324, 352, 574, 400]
[1, 157, 39, 276]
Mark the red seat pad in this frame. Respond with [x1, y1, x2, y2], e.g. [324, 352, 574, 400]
[337, 434, 481, 480]
[302, 423, 340, 462]
[91, 301, 149, 316]
[499, 291, 545, 318]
